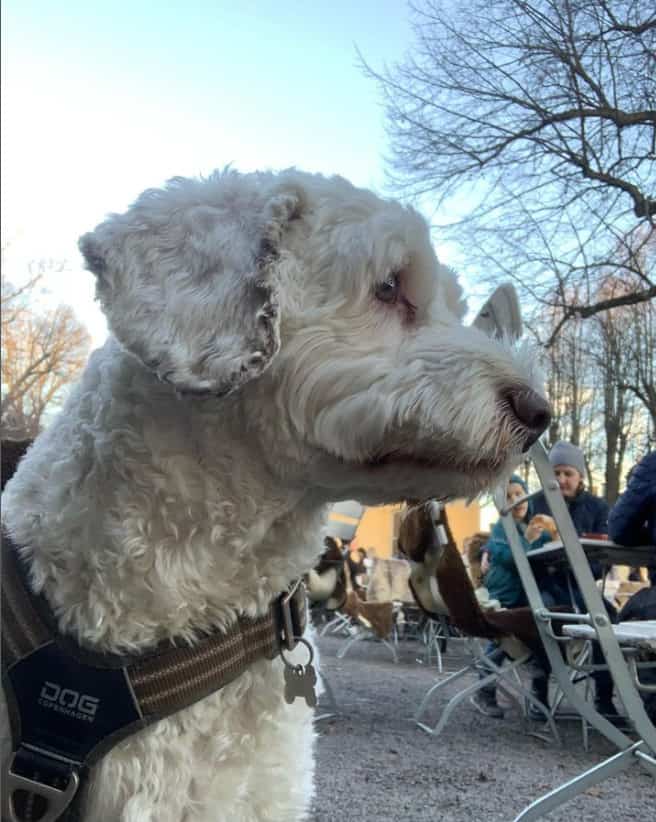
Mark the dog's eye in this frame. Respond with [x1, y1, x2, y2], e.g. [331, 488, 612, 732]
[375, 273, 401, 304]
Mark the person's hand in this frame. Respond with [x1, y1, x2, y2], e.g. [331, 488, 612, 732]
[527, 514, 557, 542]
[480, 551, 490, 575]
[525, 522, 544, 543]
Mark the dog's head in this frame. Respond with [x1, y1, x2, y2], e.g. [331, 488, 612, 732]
[80, 168, 549, 504]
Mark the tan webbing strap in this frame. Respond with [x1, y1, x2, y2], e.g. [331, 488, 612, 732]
[127, 610, 282, 718]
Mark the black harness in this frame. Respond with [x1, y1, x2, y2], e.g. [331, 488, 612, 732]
[1, 533, 308, 822]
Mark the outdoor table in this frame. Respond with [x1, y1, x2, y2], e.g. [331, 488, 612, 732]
[526, 538, 653, 605]
[561, 621, 656, 719]
[563, 620, 656, 653]
[527, 538, 653, 571]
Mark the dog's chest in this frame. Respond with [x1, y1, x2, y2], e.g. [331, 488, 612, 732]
[80, 654, 316, 821]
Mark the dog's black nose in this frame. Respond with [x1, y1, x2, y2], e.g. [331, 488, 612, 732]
[504, 387, 551, 449]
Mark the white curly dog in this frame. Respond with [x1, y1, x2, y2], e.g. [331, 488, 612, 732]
[1, 169, 549, 821]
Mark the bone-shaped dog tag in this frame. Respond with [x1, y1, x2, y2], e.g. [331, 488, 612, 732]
[284, 663, 317, 707]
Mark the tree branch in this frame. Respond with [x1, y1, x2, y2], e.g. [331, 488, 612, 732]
[547, 285, 656, 346]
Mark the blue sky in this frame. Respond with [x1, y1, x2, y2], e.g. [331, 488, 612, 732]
[3, 1, 471, 346]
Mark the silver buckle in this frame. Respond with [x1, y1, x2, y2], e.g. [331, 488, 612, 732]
[3, 752, 79, 822]
[279, 579, 307, 651]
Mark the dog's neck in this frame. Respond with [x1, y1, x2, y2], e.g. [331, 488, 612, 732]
[2, 339, 327, 653]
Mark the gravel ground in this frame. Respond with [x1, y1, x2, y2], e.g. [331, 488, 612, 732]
[309, 631, 652, 822]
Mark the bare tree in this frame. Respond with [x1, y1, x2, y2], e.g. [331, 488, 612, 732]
[622, 297, 656, 437]
[589, 231, 656, 447]
[1, 277, 91, 438]
[538, 301, 589, 447]
[591, 305, 636, 503]
[531, 303, 603, 489]
[363, 0, 655, 331]
[616, 232, 656, 435]
[530, 270, 653, 501]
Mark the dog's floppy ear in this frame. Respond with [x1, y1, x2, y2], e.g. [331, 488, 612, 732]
[79, 174, 302, 396]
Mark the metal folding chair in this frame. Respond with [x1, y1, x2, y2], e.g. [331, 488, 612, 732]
[496, 441, 656, 821]
[414, 635, 559, 741]
[405, 502, 557, 741]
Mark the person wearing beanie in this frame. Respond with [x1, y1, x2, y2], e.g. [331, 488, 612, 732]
[533, 440, 609, 571]
[548, 440, 587, 479]
[530, 441, 619, 721]
[470, 474, 553, 719]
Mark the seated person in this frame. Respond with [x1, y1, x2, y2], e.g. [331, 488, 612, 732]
[608, 451, 656, 584]
[346, 545, 369, 599]
[532, 440, 609, 595]
[470, 474, 551, 718]
[464, 531, 491, 590]
[530, 441, 619, 720]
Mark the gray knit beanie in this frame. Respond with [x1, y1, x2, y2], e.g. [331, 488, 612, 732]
[549, 441, 586, 477]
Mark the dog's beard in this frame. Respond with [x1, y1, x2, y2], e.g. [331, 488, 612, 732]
[358, 403, 527, 473]
[300, 384, 527, 484]
[304, 455, 508, 506]
[301, 420, 525, 506]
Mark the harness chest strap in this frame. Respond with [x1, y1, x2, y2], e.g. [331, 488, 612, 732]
[1, 534, 308, 822]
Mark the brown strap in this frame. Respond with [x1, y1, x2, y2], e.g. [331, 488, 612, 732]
[1, 538, 52, 667]
[127, 609, 281, 718]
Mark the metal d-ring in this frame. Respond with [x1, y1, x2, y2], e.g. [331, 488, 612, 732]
[280, 636, 314, 672]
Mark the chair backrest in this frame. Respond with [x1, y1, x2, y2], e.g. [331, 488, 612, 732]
[306, 537, 347, 610]
[463, 531, 490, 589]
[366, 557, 413, 603]
[497, 441, 656, 753]
[397, 502, 541, 650]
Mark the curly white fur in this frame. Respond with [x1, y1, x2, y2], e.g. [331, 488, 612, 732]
[1, 168, 547, 821]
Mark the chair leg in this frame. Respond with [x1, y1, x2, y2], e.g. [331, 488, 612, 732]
[416, 668, 501, 737]
[320, 613, 348, 636]
[314, 671, 339, 722]
[432, 636, 444, 673]
[338, 631, 399, 663]
[420, 621, 444, 672]
[381, 637, 398, 664]
[513, 742, 644, 821]
[336, 631, 364, 659]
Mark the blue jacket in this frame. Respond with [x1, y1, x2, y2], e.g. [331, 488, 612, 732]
[531, 487, 609, 586]
[608, 452, 656, 546]
[532, 488, 609, 535]
[608, 452, 656, 583]
[484, 518, 552, 608]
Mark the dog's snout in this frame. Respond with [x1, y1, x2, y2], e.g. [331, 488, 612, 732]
[504, 387, 551, 449]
